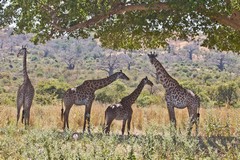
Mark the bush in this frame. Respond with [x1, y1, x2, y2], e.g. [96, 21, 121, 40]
[95, 91, 115, 104]
[95, 81, 128, 104]
[136, 90, 155, 107]
[35, 93, 56, 105]
[0, 93, 15, 105]
[36, 79, 71, 105]
[214, 82, 238, 107]
[0, 87, 5, 94]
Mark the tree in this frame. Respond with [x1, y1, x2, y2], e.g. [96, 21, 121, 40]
[96, 51, 123, 76]
[1, 1, 240, 52]
[183, 41, 199, 61]
[64, 55, 76, 70]
[121, 50, 135, 70]
[217, 55, 225, 71]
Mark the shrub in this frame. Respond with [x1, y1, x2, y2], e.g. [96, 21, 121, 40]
[214, 82, 238, 107]
[36, 79, 71, 105]
[31, 55, 38, 61]
[136, 90, 155, 107]
[35, 93, 56, 105]
[0, 93, 15, 105]
[96, 81, 128, 104]
[0, 87, 5, 94]
[95, 91, 115, 104]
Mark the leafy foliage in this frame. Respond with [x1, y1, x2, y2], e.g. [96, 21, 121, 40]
[96, 81, 129, 104]
[35, 79, 71, 105]
[1, 1, 240, 51]
[214, 82, 239, 107]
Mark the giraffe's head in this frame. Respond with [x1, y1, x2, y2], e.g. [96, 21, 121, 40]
[142, 76, 154, 87]
[17, 45, 28, 57]
[147, 52, 158, 64]
[116, 70, 130, 80]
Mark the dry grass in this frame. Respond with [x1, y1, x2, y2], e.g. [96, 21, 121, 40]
[1, 103, 240, 159]
[1, 103, 240, 136]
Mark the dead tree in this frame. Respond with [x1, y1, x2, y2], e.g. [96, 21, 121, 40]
[217, 55, 225, 71]
[97, 52, 123, 76]
[64, 56, 76, 70]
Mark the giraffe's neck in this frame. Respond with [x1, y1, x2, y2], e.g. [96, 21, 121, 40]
[120, 80, 145, 106]
[23, 51, 29, 82]
[152, 58, 179, 90]
[88, 73, 119, 91]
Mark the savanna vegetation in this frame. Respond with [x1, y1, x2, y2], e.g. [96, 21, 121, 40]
[1, 0, 240, 159]
[0, 29, 240, 159]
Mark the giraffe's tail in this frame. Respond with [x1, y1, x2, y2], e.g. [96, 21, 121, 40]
[61, 98, 64, 122]
[197, 96, 200, 119]
[195, 96, 201, 136]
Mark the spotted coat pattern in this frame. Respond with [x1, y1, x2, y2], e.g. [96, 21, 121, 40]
[16, 46, 35, 127]
[148, 53, 200, 135]
[61, 71, 129, 134]
[104, 77, 153, 135]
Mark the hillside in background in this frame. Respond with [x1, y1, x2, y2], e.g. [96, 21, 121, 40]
[0, 28, 240, 108]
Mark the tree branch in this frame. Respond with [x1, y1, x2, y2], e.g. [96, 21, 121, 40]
[49, 2, 170, 32]
[43, 1, 240, 33]
[211, 11, 240, 31]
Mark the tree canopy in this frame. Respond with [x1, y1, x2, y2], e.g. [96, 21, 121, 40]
[1, 0, 240, 52]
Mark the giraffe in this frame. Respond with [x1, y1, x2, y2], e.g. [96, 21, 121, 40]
[61, 70, 129, 134]
[16, 45, 35, 127]
[104, 76, 153, 135]
[148, 52, 200, 135]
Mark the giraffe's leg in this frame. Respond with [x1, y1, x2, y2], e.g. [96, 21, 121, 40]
[196, 109, 200, 136]
[83, 107, 87, 133]
[127, 115, 132, 136]
[16, 88, 23, 125]
[25, 109, 30, 126]
[23, 92, 34, 126]
[122, 119, 127, 135]
[27, 98, 34, 126]
[23, 102, 28, 127]
[23, 109, 28, 127]
[83, 101, 93, 134]
[166, 102, 176, 128]
[21, 110, 25, 124]
[187, 105, 198, 136]
[63, 105, 72, 130]
[105, 115, 114, 135]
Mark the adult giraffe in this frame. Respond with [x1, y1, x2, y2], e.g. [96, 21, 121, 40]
[61, 70, 129, 134]
[148, 52, 200, 135]
[16, 45, 35, 127]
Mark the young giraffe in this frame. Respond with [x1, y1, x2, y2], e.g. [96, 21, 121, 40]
[148, 52, 200, 135]
[61, 70, 129, 134]
[104, 76, 153, 135]
[16, 46, 35, 126]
